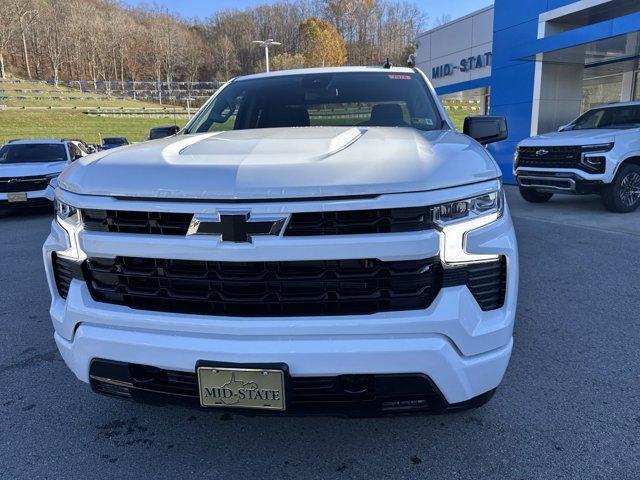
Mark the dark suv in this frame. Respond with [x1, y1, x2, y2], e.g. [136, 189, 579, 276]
[148, 125, 180, 140]
[101, 137, 129, 150]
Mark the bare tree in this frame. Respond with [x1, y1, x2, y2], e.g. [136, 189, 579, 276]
[217, 35, 239, 81]
[0, 1, 17, 78]
[434, 14, 452, 26]
[39, 0, 71, 85]
[10, 0, 37, 79]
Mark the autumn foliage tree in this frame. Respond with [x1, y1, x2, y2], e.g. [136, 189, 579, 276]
[300, 18, 347, 68]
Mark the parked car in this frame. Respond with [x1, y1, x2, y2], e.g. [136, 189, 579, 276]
[515, 101, 640, 212]
[66, 138, 96, 154]
[100, 136, 129, 150]
[44, 67, 518, 415]
[148, 125, 180, 140]
[0, 139, 84, 208]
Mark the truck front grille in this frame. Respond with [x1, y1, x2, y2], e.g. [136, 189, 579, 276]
[83, 256, 445, 317]
[0, 175, 50, 193]
[516, 146, 605, 173]
[81, 206, 434, 236]
[54, 256, 507, 316]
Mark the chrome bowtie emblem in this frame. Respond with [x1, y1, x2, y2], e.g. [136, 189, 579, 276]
[535, 149, 549, 156]
[187, 211, 288, 242]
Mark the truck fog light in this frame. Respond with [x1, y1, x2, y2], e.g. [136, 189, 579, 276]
[433, 187, 503, 264]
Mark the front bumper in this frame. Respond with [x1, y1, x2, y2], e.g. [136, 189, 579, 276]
[515, 170, 605, 194]
[53, 300, 513, 407]
[85, 358, 500, 416]
[0, 186, 55, 207]
[43, 183, 518, 409]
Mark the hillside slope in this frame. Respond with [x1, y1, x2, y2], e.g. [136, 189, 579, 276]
[0, 80, 189, 144]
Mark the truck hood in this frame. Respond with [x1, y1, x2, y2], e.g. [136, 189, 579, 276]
[0, 161, 68, 178]
[58, 127, 499, 200]
[519, 128, 632, 146]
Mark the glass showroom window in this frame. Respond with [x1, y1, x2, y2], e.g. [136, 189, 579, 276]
[582, 73, 623, 111]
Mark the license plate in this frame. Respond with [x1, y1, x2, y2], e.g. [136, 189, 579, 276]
[197, 366, 286, 411]
[7, 192, 27, 203]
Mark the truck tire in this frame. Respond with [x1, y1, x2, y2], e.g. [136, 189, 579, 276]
[601, 164, 640, 213]
[518, 186, 553, 203]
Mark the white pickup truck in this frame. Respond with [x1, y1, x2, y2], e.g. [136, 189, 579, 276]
[44, 67, 518, 416]
[515, 101, 640, 212]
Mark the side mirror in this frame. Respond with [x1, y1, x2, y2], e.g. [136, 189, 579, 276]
[463, 116, 508, 145]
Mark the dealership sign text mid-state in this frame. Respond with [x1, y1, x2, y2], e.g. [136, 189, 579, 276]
[431, 52, 492, 79]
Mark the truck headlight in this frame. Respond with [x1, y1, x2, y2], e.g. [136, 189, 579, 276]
[46, 173, 59, 189]
[433, 188, 504, 264]
[54, 197, 84, 261]
[54, 198, 80, 226]
[581, 142, 613, 153]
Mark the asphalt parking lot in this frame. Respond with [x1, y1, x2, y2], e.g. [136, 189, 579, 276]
[1, 186, 638, 480]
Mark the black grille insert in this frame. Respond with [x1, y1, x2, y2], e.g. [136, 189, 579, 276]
[83, 256, 445, 317]
[443, 257, 507, 311]
[82, 209, 193, 235]
[81, 206, 435, 236]
[285, 207, 433, 236]
[52, 253, 83, 299]
[0, 175, 50, 193]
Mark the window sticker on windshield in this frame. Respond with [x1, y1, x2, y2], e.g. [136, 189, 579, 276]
[411, 117, 434, 128]
[388, 74, 411, 80]
[412, 118, 434, 127]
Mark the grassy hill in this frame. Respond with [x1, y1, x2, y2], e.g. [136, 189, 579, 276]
[441, 100, 482, 131]
[0, 79, 479, 144]
[0, 79, 188, 144]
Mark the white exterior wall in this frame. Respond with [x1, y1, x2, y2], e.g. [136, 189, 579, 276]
[415, 6, 494, 89]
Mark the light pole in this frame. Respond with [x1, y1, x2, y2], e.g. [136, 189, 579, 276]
[252, 39, 282, 72]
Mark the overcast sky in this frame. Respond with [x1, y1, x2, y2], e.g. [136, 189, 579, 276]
[122, 0, 492, 27]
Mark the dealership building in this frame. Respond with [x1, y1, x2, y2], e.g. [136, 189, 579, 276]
[416, 0, 640, 182]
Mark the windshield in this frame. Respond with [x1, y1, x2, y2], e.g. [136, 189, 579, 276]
[568, 105, 640, 130]
[0, 143, 67, 164]
[186, 72, 444, 133]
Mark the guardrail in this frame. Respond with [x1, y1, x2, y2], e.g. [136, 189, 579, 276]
[84, 107, 190, 117]
[0, 105, 194, 118]
[0, 79, 221, 87]
[0, 79, 220, 105]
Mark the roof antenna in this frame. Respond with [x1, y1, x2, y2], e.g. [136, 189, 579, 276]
[382, 57, 392, 69]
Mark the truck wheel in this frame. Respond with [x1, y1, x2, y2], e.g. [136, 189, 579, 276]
[518, 186, 553, 203]
[601, 164, 640, 213]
